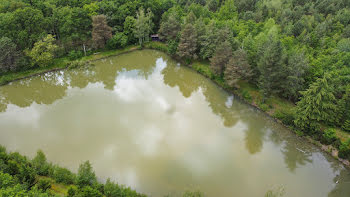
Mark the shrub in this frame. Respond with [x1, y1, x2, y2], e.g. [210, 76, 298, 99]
[0, 172, 14, 188]
[167, 40, 178, 56]
[182, 190, 204, 197]
[242, 90, 252, 102]
[68, 50, 84, 60]
[342, 120, 350, 132]
[36, 179, 51, 191]
[258, 102, 270, 112]
[273, 108, 296, 126]
[67, 185, 78, 197]
[321, 128, 337, 145]
[106, 32, 128, 50]
[67, 60, 87, 69]
[78, 186, 103, 197]
[53, 166, 75, 185]
[338, 139, 350, 160]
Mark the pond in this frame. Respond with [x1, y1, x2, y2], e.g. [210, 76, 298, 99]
[0, 50, 349, 197]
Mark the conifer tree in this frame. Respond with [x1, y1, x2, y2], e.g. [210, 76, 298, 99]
[158, 12, 180, 41]
[210, 41, 232, 76]
[224, 49, 252, 88]
[177, 23, 198, 60]
[294, 74, 338, 132]
[257, 35, 286, 99]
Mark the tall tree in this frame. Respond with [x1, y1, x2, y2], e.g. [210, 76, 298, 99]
[92, 15, 112, 49]
[282, 50, 308, 101]
[224, 49, 252, 88]
[210, 40, 232, 76]
[177, 23, 198, 60]
[133, 8, 153, 46]
[294, 74, 338, 132]
[0, 7, 47, 50]
[199, 21, 218, 59]
[257, 35, 286, 99]
[0, 37, 20, 73]
[158, 12, 181, 41]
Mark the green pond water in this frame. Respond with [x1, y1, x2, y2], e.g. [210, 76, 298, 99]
[0, 50, 349, 197]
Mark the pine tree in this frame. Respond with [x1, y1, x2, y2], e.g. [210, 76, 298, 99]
[210, 41, 232, 76]
[177, 23, 198, 60]
[92, 15, 112, 49]
[199, 21, 218, 59]
[257, 35, 286, 99]
[224, 49, 252, 88]
[294, 74, 338, 132]
[158, 12, 181, 41]
[340, 85, 350, 131]
[282, 50, 308, 101]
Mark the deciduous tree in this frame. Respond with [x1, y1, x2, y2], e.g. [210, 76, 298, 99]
[133, 8, 153, 46]
[0, 37, 20, 73]
[92, 15, 112, 49]
[25, 34, 58, 68]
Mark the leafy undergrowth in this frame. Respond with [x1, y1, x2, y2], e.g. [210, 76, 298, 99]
[37, 176, 69, 196]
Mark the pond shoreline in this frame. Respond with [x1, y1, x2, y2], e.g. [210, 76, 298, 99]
[1, 44, 349, 169]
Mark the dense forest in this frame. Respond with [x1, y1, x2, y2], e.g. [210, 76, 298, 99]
[0, 0, 350, 194]
[0, 146, 148, 196]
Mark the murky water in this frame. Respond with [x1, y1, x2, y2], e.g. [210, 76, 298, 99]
[0, 50, 349, 197]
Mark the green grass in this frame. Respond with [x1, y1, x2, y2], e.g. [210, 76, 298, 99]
[143, 41, 168, 52]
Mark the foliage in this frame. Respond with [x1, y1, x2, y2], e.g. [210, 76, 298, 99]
[294, 74, 338, 132]
[107, 32, 128, 50]
[257, 34, 285, 99]
[210, 41, 232, 76]
[32, 150, 49, 176]
[133, 8, 154, 46]
[182, 190, 204, 197]
[159, 12, 181, 41]
[25, 34, 58, 68]
[0, 37, 20, 73]
[322, 128, 338, 145]
[177, 23, 198, 60]
[224, 49, 252, 88]
[76, 161, 97, 188]
[36, 179, 52, 192]
[53, 166, 75, 185]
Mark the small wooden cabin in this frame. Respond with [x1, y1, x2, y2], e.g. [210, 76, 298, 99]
[151, 34, 160, 41]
